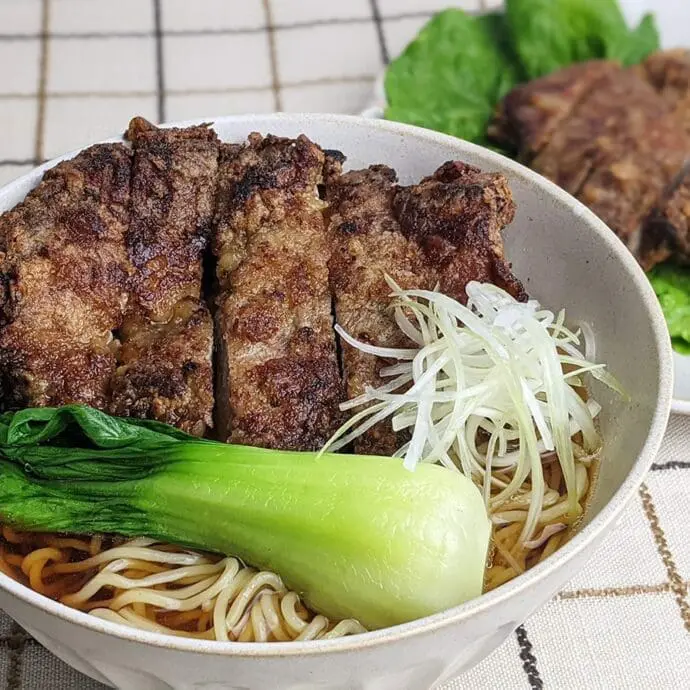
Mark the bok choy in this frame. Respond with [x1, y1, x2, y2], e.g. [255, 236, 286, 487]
[0, 405, 491, 630]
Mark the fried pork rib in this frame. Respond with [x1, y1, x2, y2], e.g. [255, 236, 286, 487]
[0, 120, 218, 436]
[124, 117, 219, 321]
[493, 59, 690, 263]
[0, 118, 526, 450]
[637, 49, 690, 137]
[325, 158, 523, 456]
[107, 118, 219, 434]
[532, 66, 687, 253]
[325, 163, 431, 456]
[213, 135, 344, 450]
[0, 144, 132, 409]
[109, 298, 213, 435]
[396, 161, 525, 300]
[490, 61, 620, 161]
[636, 51, 690, 266]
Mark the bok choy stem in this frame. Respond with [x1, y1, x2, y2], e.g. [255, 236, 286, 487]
[0, 405, 491, 631]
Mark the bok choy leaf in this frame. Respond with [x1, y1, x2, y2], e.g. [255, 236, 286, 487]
[0, 405, 491, 630]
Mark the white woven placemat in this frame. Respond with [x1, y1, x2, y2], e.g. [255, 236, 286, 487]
[0, 1, 688, 688]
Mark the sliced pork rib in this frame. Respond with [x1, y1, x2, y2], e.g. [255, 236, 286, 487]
[493, 60, 690, 262]
[325, 158, 522, 456]
[124, 117, 219, 322]
[0, 144, 132, 409]
[325, 163, 432, 456]
[575, 95, 688, 255]
[0, 119, 526, 452]
[395, 161, 524, 300]
[490, 61, 619, 160]
[106, 119, 219, 434]
[213, 135, 344, 450]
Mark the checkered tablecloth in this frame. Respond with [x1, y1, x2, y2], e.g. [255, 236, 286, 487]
[0, 1, 688, 688]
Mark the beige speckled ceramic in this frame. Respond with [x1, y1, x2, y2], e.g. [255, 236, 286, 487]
[0, 114, 673, 690]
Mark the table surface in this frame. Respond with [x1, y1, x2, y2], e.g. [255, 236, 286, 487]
[0, 0, 689, 688]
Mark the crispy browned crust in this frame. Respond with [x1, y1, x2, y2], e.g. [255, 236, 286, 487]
[0, 144, 132, 333]
[490, 61, 620, 160]
[0, 121, 525, 451]
[114, 119, 219, 432]
[0, 329, 116, 410]
[0, 335, 115, 410]
[0, 143, 132, 409]
[326, 159, 522, 456]
[109, 298, 213, 436]
[326, 163, 432, 456]
[125, 117, 220, 322]
[395, 161, 525, 301]
[213, 134, 344, 450]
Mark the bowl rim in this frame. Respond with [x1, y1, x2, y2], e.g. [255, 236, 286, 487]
[0, 112, 673, 658]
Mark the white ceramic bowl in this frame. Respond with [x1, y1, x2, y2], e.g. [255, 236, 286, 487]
[0, 114, 673, 690]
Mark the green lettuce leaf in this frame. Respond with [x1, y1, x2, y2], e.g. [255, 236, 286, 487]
[506, 0, 659, 80]
[648, 265, 690, 355]
[613, 13, 660, 66]
[384, 10, 520, 147]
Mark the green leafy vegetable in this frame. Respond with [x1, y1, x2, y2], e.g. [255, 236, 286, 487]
[506, 0, 659, 80]
[614, 13, 660, 67]
[648, 265, 690, 354]
[384, 10, 520, 146]
[0, 405, 491, 630]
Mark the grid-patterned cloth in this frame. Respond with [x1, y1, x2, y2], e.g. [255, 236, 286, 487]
[0, 1, 688, 688]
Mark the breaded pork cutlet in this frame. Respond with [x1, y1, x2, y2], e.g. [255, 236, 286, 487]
[109, 118, 218, 434]
[325, 158, 523, 456]
[0, 144, 132, 409]
[213, 135, 343, 450]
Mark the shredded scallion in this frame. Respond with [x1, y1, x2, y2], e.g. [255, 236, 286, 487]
[323, 279, 620, 546]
